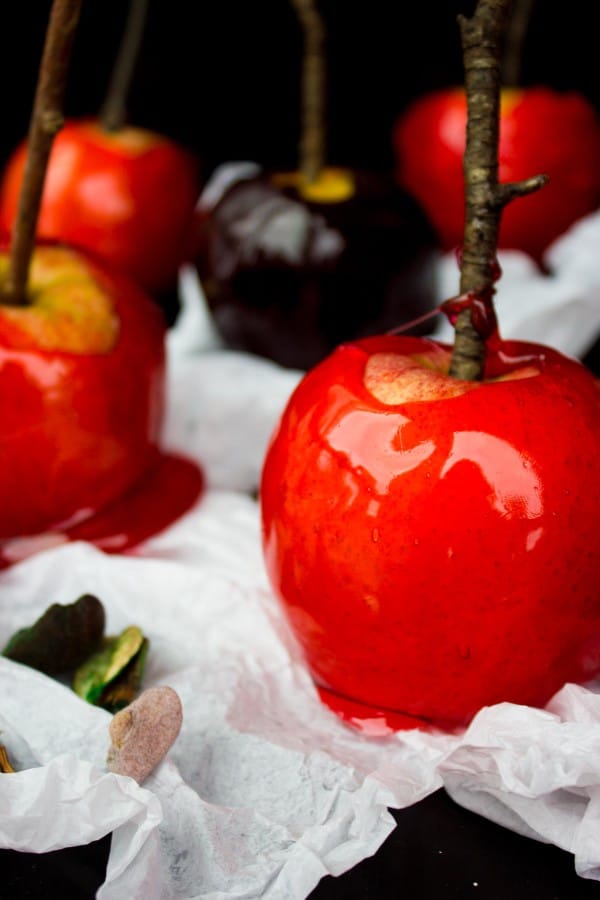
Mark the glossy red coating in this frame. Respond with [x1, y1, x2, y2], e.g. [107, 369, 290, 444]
[394, 88, 600, 260]
[0, 119, 200, 293]
[261, 335, 600, 727]
[0, 246, 167, 539]
[63, 452, 203, 552]
[0, 454, 204, 569]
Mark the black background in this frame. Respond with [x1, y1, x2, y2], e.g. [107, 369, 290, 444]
[2, 0, 600, 179]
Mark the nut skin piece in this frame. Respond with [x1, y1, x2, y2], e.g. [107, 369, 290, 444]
[107, 685, 182, 784]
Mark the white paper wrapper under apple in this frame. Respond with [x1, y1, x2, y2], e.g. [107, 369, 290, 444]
[0, 219, 599, 899]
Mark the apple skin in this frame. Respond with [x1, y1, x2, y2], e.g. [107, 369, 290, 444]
[0, 119, 200, 294]
[393, 88, 600, 261]
[0, 244, 166, 539]
[261, 334, 600, 727]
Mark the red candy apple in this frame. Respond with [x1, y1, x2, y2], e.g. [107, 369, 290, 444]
[261, 335, 600, 727]
[260, 0, 600, 735]
[0, 243, 167, 539]
[393, 87, 600, 261]
[0, 119, 200, 294]
[0, 0, 203, 563]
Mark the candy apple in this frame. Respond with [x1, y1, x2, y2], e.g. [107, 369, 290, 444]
[260, 334, 600, 728]
[393, 87, 600, 261]
[0, 119, 200, 294]
[0, 243, 201, 548]
[195, 164, 439, 370]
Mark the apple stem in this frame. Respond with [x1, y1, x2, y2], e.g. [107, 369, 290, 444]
[291, 0, 326, 184]
[502, 0, 536, 86]
[1, 0, 83, 308]
[100, 0, 149, 132]
[0, 744, 16, 774]
[449, 0, 548, 381]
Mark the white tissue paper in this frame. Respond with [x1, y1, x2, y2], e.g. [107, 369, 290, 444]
[432, 209, 600, 358]
[1, 211, 599, 899]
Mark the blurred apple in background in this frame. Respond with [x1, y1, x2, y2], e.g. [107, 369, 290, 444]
[0, 119, 200, 295]
[0, 0, 201, 298]
[393, 87, 600, 262]
[194, 163, 440, 370]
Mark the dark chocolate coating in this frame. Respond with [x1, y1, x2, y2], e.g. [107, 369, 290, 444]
[196, 170, 440, 370]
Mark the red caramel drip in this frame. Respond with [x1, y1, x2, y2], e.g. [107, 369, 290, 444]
[441, 251, 500, 339]
[64, 453, 203, 551]
[317, 686, 459, 736]
[454, 247, 502, 285]
[440, 289, 498, 339]
[389, 253, 503, 341]
[0, 454, 203, 568]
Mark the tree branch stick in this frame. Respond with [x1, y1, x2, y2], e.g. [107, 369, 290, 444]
[449, 0, 547, 381]
[502, 0, 536, 86]
[2, 0, 83, 307]
[290, 0, 326, 184]
[100, 0, 149, 132]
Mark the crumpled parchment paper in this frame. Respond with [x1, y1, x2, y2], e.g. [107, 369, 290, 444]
[0, 210, 599, 899]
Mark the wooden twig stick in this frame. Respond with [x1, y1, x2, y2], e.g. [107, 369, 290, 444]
[290, 0, 326, 184]
[2, 0, 83, 307]
[449, 0, 548, 381]
[502, 0, 536, 86]
[100, 0, 149, 132]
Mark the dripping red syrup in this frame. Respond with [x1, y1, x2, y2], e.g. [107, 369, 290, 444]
[316, 686, 462, 736]
[0, 453, 204, 569]
[390, 252, 501, 343]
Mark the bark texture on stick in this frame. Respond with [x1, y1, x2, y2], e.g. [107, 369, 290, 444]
[2, 0, 83, 307]
[100, 0, 149, 132]
[449, 0, 547, 381]
[502, 0, 536, 86]
[291, 0, 326, 184]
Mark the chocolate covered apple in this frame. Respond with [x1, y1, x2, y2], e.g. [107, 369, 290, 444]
[196, 164, 439, 370]
[194, 0, 439, 370]
[260, 0, 600, 730]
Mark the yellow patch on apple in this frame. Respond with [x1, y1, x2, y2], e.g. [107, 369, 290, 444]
[0, 246, 119, 353]
[82, 121, 161, 156]
[272, 167, 355, 203]
[364, 351, 539, 405]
